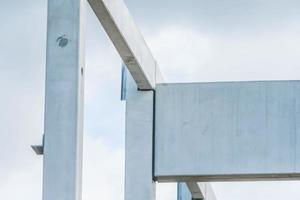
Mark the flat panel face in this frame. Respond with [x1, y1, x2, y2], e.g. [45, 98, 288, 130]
[43, 0, 84, 199]
[125, 74, 156, 200]
[155, 81, 300, 181]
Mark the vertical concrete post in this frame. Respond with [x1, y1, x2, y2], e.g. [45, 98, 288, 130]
[42, 0, 85, 200]
[125, 74, 156, 200]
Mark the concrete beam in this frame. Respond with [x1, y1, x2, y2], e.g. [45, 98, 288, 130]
[124, 74, 156, 200]
[186, 182, 204, 199]
[42, 0, 85, 200]
[88, 0, 161, 90]
[178, 182, 217, 200]
[155, 81, 300, 181]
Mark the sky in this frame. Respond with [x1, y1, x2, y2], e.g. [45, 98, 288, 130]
[0, 0, 300, 199]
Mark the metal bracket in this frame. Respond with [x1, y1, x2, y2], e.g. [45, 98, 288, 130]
[31, 145, 44, 155]
[31, 134, 44, 155]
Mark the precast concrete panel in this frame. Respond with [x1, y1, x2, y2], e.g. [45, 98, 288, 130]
[43, 0, 85, 199]
[155, 81, 300, 181]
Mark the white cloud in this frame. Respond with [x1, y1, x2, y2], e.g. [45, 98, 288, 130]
[147, 25, 213, 82]
[82, 136, 124, 200]
[213, 181, 300, 200]
[147, 25, 300, 83]
[0, 161, 42, 199]
[156, 183, 177, 200]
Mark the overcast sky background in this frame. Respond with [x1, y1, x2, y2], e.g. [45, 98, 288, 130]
[1, 0, 300, 199]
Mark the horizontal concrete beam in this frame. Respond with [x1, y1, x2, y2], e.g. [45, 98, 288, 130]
[186, 182, 204, 199]
[178, 182, 217, 200]
[155, 81, 300, 181]
[88, 0, 161, 89]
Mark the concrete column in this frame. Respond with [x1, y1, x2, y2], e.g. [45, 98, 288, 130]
[42, 0, 85, 200]
[125, 74, 156, 200]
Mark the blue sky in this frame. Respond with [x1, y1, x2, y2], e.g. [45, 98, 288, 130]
[1, 0, 300, 199]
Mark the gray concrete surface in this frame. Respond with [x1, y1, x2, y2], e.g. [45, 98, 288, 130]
[88, 0, 160, 89]
[42, 0, 85, 199]
[155, 81, 300, 181]
[125, 74, 156, 200]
